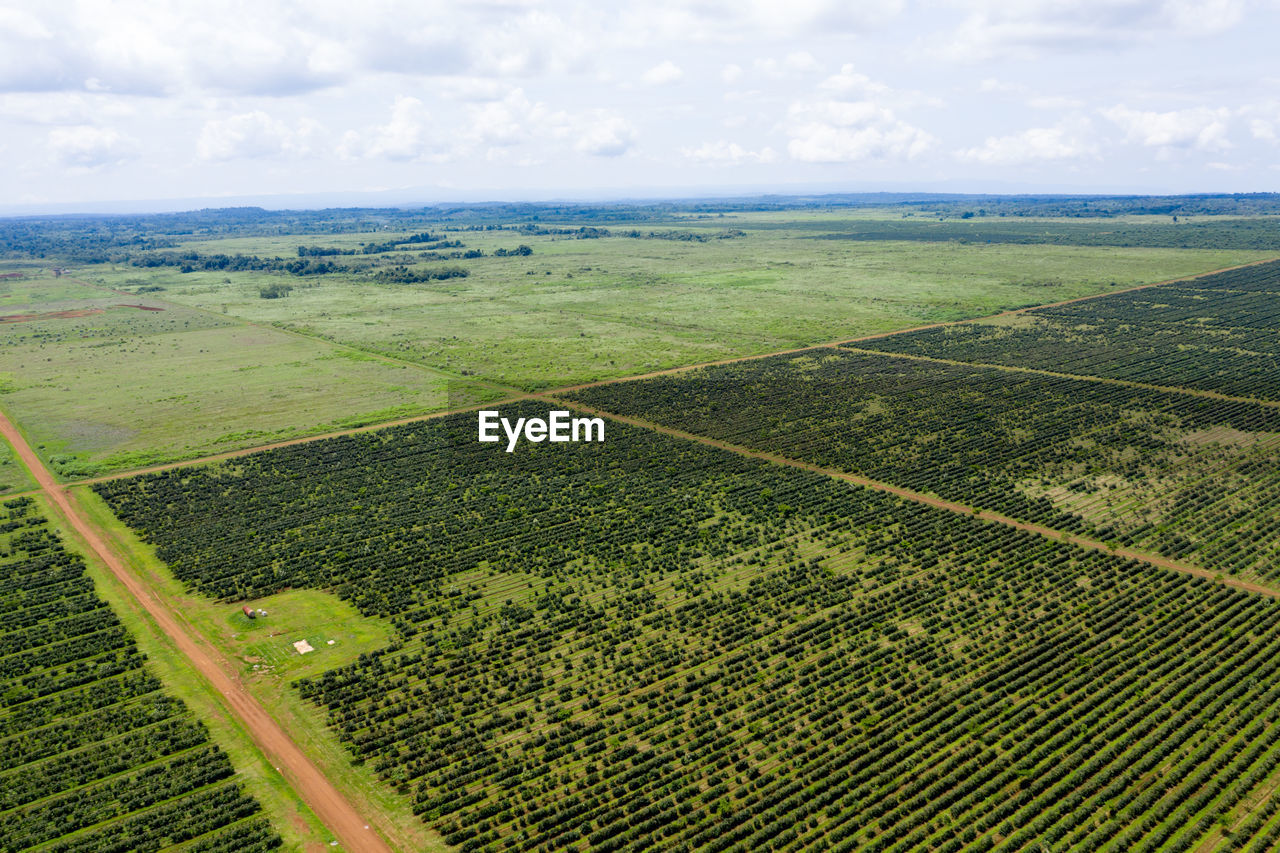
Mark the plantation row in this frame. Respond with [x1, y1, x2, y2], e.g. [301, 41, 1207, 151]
[96, 404, 875, 613]
[0, 497, 279, 853]
[862, 259, 1280, 401]
[97, 411, 1280, 849]
[809, 216, 1280, 249]
[568, 350, 1280, 580]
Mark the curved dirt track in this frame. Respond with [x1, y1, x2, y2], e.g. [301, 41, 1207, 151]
[0, 410, 394, 853]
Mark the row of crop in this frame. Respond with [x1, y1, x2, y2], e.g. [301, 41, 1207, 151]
[97, 404, 1280, 849]
[861, 261, 1280, 399]
[0, 497, 279, 852]
[568, 349, 1280, 578]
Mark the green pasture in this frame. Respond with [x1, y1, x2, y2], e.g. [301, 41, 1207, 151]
[87, 232, 1268, 390]
[0, 276, 493, 477]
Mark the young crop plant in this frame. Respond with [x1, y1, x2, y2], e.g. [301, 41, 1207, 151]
[861, 259, 1280, 401]
[568, 349, 1280, 582]
[94, 407, 1280, 851]
[0, 497, 281, 852]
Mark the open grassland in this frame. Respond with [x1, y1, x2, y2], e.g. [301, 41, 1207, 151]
[68, 488, 443, 853]
[0, 277, 494, 478]
[0, 432, 35, 494]
[92, 406, 1280, 851]
[87, 228, 1269, 389]
[0, 496, 282, 853]
[568, 348, 1280, 582]
[862, 259, 1280, 401]
[0, 274, 105, 306]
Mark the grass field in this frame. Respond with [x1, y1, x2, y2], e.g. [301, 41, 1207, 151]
[0, 431, 34, 494]
[0, 277, 495, 477]
[88, 230, 1269, 389]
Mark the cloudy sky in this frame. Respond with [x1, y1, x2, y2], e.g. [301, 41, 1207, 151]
[3, 0, 1279, 210]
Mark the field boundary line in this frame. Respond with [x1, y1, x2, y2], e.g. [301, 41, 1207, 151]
[0, 407, 396, 853]
[839, 346, 1280, 409]
[546, 256, 1280, 395]
[535, 393, 1280, 600]
[75, 395, 531, 487]
[49, 255, 1279, 485]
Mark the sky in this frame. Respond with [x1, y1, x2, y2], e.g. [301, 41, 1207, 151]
[2, 0, 1279, 211]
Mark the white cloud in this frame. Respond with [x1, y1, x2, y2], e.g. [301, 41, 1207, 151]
[197, 112, 318, 162]
[978, 78, 1026, 94]
[340, 90, 634, 163]
[753, 51, 821, 78]
[788, 99, 934, 163]
[1102, 105, 1232, 151]
[787, 70, 934, 163]
[957, 118, 1098, 164]
[721, 64, 743, 84]
[937, 0, 1250, 61]
[339, 95, 445, 162]
[572, 113, 635, 157]
[1028, 95, 1085, 110]
[642, 61, 684, 86]
[682, 140, 776, 165]
[819, 64, 891, 98]
[47, 125, 135, 169]
[1242, 103, 1280, 142]
[0, 92, 136, 125]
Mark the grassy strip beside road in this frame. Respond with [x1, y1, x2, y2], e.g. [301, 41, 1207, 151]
[70, 488, 441, 853]
[0, 406, 401, 853]
[35, 492, 333, 853]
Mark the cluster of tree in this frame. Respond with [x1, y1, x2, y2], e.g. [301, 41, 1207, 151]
[132, 251, 342, 275]
[511, 224, 747, 241]
[8, 193, 1280, 262]
[372, 265, 469, 283]
[258, 283, 293, 299]
[0, 498, 280, 852]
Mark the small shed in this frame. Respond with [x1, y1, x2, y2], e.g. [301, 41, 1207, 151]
[242, 605, 255, 619]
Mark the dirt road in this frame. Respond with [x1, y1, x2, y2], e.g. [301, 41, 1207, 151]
[0, 411, 394, 853]
[544, 395, 1280, 600]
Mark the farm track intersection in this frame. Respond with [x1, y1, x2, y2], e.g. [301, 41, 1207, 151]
[4, 254, 1280, 848]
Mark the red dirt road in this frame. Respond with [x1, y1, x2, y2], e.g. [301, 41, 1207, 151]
[0, 410, 393, 853]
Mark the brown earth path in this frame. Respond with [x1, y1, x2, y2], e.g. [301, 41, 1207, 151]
[839, 346, 1280, 409]
[536, 393, 1280, 600]
[0, 409, 395, 853]
[550, 256, 1280, 395]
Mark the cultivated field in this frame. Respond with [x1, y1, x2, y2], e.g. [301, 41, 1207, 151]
[0, 497, 281, 852]
[861, 260, 1280, 401]
[92, 405, 1280, 851]
[8, 197, 1280, 852]
[567, 348, 1280, 581]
